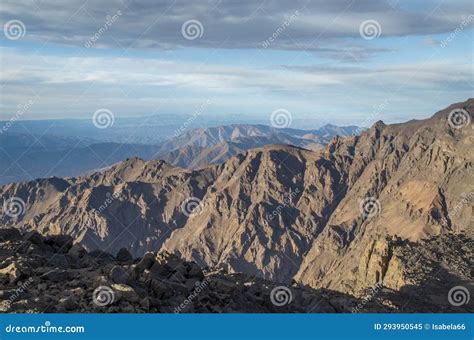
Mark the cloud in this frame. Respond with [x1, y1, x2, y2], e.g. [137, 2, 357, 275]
[0, 0, 471, 54]
[0, 1, 472, 123]
[0, 45, 471, 121]
[2, 46, 469, 91]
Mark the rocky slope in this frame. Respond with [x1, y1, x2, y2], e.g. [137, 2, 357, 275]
[2, 229, 470, 313]
[0, 228, 365, 313]
[0, 99, 472, 310]
[294, 99, 473, 294]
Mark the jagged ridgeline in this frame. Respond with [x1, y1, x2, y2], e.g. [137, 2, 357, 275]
[0, 99, 473, 313]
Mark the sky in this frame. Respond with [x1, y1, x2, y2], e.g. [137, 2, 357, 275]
[0, 0, 473, 126]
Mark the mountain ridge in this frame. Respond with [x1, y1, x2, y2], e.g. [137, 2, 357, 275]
[0, 123, 360, 184]
[0, 99, 472, 305]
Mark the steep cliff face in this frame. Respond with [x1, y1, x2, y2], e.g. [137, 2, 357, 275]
[294, 99, 473, 293]
[163, 145, 327, 281]
[355, 238, 409, 291]
[356, 233, 473, 312]
[0, 100, 472, 297]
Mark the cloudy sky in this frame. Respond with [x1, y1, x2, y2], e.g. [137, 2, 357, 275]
[0, 0, 472, 126]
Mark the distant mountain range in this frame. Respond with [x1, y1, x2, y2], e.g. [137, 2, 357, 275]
[157, 124, 360, 169]
[0, 124, 359, 185]
[0, 99, 472, 313]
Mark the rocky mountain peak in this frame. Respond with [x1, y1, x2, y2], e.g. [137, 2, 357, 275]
[0, 100, 472, 313]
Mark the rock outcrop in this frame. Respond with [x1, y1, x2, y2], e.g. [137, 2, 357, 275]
[1, 229, 471, 313]
[0, 229, 369, 313]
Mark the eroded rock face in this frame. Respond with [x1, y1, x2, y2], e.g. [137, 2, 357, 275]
[355, 237, 428, 292]
[294, 99, 473, 291]
[322, 233, 474, 312]
[357, 239, 392, 288]
[0, 99, 472, 303]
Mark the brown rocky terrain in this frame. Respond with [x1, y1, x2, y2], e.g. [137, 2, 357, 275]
[0, 229, 471, 313]
[294, 99, 473, 294]
[0, 99, 472, 312]
[0, 228, 367, 313]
